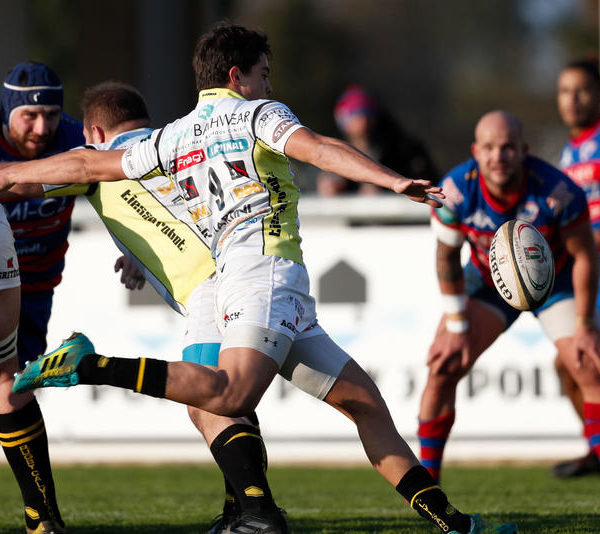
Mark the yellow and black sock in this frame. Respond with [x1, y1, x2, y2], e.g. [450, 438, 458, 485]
[0, 399, 64, 531]
[396, 465, 471, 533]
[77, 353, 167, 397]
[210, 421, 276, 515]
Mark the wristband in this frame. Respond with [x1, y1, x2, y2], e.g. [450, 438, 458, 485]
[441, 294, 467, 314]
[576, 316, 594, 328]
[446, 318, 469, 333]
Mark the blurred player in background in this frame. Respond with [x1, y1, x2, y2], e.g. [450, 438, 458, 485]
[0, 61, 83, 534]
[317, 84, 438, 195]
[418, 110, 600, 484]
[5, 23, 517, 534]
[554, 58, 600, 477]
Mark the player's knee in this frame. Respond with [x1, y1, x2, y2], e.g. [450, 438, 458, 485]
[326, 361, 386, 417]
[220, 391, 260, 417]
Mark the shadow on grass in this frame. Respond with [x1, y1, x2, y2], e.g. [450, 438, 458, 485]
[3, 512, 598, 533]
[511, 512, 600, 533]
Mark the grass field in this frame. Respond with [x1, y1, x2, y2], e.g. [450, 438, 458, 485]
[0, 463, 598, 533]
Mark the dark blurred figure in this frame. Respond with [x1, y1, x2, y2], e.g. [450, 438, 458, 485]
[551, 58, 600, 479]
[317, 84, 438, 196]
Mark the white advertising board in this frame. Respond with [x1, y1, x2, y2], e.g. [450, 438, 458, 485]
[30, 214, 583, 463]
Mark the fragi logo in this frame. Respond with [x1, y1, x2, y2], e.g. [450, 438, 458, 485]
[170, 149, 206, 174]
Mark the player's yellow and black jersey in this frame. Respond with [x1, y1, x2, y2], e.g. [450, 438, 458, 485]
[121, 89, 305, 268]
[44, 128, 214, 314]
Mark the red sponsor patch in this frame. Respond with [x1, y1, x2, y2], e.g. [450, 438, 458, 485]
[171, 149, 206, 173]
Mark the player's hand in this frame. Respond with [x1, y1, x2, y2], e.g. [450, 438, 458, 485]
[574, 325, 600, 374]
[114, 256, 145, 290]
[391, 178, 444, 207]
[426, 327, 472, 375]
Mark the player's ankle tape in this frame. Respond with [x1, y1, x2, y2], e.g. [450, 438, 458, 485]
[134, 358, 168, 398]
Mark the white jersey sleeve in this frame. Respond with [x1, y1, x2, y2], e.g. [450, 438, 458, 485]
[253, 101, 304, 154]
[122, 129, 164, 180]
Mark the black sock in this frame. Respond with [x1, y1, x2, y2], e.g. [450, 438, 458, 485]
[396, 465, 471, 533]
[77, 353, 168, 397]
[0, 399, 64, 530]
[210, 422, 275, 514]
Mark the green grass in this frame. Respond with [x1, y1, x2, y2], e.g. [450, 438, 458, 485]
[0, 463, 598, 533]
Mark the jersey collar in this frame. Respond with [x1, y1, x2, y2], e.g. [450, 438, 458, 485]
[198, 88, 245, 101]
[479, 165, 527, 213]
[569, 117, 600, 146]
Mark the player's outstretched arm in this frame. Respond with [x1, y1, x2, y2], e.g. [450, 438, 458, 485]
[284, 128, 444, 207]
[0, 149, 126, 192]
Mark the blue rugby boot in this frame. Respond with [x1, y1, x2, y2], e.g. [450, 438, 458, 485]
[451, 514, 518, 533]
[13, 333, 95, 393]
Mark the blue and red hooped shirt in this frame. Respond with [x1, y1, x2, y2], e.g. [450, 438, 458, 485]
[0, 113, 84, 291]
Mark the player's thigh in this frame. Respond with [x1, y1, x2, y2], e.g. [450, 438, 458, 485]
[0, 286, 19, 338]
[216, 345, 283, 413]
[466, 298, 507, 356]
[547, 300, 600, 391]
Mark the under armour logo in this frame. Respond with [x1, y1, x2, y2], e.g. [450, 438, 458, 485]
[263, 337, 278, 347]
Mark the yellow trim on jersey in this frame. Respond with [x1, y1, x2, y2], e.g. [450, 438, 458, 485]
[198, 88, 244, 101]
[253, 139, 303, 265]
[86, 180, 215, 309]
[135, 358, 147, 393]
[44, 183, 92, 197]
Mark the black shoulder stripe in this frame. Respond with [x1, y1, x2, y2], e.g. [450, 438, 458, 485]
[83, 144, 98, 150]
[251, 100, 274, 138]
[85, 183, 99, 196]
[153, 128, 167, 175]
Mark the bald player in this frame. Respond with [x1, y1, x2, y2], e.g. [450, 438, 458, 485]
[417, 110, 600, 483]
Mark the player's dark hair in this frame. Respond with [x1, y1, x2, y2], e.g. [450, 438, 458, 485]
[564, 58, 600, 88]
[81, 81, 150, 132]
[193, 22, 271, 91]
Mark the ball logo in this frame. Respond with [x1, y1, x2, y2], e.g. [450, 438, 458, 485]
[523, 246, 543, 262]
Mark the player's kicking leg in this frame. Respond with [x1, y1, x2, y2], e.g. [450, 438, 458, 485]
[14, 331, 518, 533]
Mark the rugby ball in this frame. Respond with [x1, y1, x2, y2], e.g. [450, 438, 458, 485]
[488, 220, 554, 311]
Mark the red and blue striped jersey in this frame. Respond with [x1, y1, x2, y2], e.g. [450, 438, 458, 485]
[432, 155, 589, 288]
[0, 113, 84, 291]
[559, 118, 600, 233]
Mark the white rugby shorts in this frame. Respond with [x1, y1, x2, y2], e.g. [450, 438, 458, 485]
[183, 255, 351, 399]
[0, 206, 19, 290]
[215, 254, 317, 351]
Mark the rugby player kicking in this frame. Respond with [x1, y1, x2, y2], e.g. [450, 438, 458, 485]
[3, 23, 517, 534]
